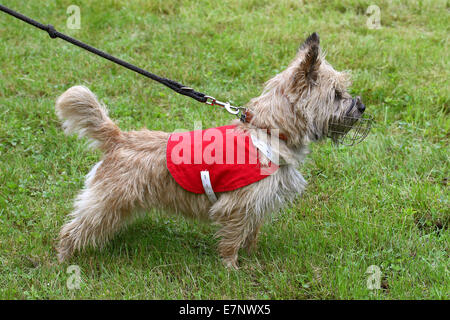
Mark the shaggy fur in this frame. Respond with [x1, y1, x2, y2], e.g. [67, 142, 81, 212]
[55, 33, 366, 268]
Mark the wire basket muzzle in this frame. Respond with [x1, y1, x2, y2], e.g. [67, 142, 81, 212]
[328, 114, 374, 146]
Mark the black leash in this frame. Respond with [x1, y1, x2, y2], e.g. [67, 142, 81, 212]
[0, 4, 244, 116]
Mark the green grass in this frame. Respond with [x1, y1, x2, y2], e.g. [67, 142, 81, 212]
[0, 0, 448, 299]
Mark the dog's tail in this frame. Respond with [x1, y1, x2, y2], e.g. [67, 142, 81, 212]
[55, 86, 122, 151]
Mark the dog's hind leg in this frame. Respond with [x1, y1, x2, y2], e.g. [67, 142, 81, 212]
[56, 161, 139, 262]
[56, 189, 133, 262]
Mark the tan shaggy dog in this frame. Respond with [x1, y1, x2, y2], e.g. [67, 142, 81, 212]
[55, 33, 366, 268]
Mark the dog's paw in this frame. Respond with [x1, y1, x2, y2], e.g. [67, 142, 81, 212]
[222, 257, 239, 270]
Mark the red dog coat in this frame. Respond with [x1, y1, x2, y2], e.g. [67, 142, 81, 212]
[166, 125, 278, 197]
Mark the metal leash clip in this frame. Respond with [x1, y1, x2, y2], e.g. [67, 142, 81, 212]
[204, 95, 244, 117]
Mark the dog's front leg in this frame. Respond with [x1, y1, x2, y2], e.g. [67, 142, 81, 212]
[243, 221, 263, 255]
[214, 209, 257, 269]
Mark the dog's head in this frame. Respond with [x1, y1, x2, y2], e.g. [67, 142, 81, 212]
[249, 32, 371, 146]
[291, 32, 370, 144]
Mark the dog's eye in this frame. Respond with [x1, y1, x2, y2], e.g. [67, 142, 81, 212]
[335, 90, 342, 100]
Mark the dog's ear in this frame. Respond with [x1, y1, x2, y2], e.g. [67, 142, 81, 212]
[296, 32, 321, 84]
[299, 32, 320, 51]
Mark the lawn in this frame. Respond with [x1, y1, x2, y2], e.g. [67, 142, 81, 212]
[0, 0, 448, 299]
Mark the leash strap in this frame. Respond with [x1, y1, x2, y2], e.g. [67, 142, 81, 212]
[0, 4, 210, 103]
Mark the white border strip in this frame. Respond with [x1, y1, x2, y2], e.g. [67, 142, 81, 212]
[251, 134, 285, 165]
[200, 170, 218, 204]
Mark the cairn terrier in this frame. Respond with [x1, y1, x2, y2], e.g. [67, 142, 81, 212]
[55, 33, 366, 268]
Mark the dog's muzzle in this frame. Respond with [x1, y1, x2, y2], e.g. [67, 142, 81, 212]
[328, 98, 374, 146]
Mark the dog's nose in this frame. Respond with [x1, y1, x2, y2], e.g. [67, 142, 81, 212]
[355, 96, 366, 113]
[357, 103, 366, 113]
